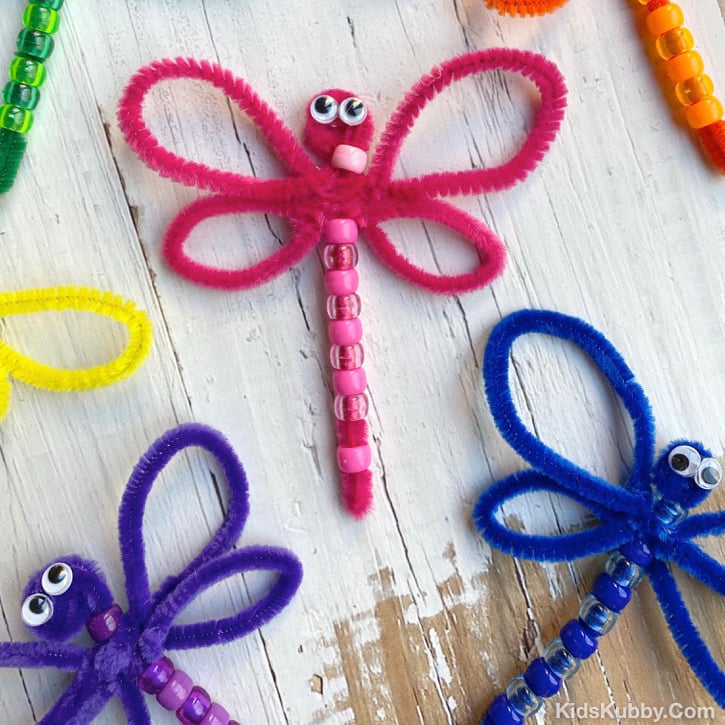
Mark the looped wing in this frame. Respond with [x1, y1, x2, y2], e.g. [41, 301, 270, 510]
[365, 197, 505, 293]
[119, 424, 251, 621]
[648, 559, 725, 708]
[484, 309, 655, 509]
[163, 194, 321, 290]
[369, 48, 566, 197]
[0, 286, 151, 420]
[0, 640, 86, 671]
[138, 546, 302, 653]
[474, 469, 632, 561]
[118, 57, 316, 195]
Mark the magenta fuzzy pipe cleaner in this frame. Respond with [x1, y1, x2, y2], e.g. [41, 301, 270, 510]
[0, 423, 302, 724]
[118, 49, 567, 519]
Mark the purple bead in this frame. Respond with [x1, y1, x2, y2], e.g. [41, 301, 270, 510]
[592, 573, 632, 613]
[524, 657, 561, 697]
[86, 603, 123, 643]
[177, 687, 212, 723]
[201, 703, 230, 725]
[157, 669, 193, 710]
[484, 694, 525, 725]
[229, 721, 241, 725]
[139, 656, 175, 695]
[561, 619, 598, 659]
[619, 540, 653, 567]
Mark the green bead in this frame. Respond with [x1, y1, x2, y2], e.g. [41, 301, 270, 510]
[23, 5, 60, 34]
[10, 56, 47, 87]
[2, 82, 40, 111]
[0, 105, 33, 134]
[17, 29, 55, 62]
[37, 0, 65, 9]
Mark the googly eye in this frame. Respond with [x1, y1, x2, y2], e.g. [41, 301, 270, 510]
[695, 458, 722, 490]
[338, 97, 367, 126]
[668, 445, 702, 477]
[310, 95, 339, 124]
[21, 593, 53, 627]
[41, 562, 73, 596]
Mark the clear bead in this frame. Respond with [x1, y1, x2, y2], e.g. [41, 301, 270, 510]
[323, 244, 358, 270]
[654, 497, 686, 527]
[334, 393, 369, 421]
[505, 675, 543, 717]
[327, 294, 361, 320]
[544, 638, 581, 680]
[578, 594, 618, 635]
[605, 552, 645, 589]
[330, 344, 364, 370]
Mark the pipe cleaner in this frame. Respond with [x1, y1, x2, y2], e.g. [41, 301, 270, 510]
[474, 309, 724, 723]
[0, 423, 303, 724]
[118, 49, 567, 519]
[0, 285, 152, 418]
[0, 1, 64, 193]
[485, 1, 725, 173]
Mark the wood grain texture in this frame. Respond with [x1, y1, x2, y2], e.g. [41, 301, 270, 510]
[0, 1, 723, 723]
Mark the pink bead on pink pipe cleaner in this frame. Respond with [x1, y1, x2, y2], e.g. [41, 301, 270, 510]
[118, 49, 567, 519]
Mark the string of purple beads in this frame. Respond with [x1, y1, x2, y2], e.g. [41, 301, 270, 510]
[482, 539, 654, 724]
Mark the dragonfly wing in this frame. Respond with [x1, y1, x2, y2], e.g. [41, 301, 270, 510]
[137, 546, 302, 654]
[368, 48, 566, 197]
[38, 670, 111, 725]
[483, 309, 656, 507]
[666, 537, 725, 598]
[474, 469, 632, 562]
[119, 57, 317, 195]
[365, 196, 505, 293]
[119, 678, 151, 725]
[121, 424, 251, 622]
[679, 510, 725, 539]
[163, 193, 320, 290]
[648, 559, 725, 708]
[0, 640, 86, 671]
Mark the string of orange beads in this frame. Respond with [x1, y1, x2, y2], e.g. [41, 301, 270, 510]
[640, 0, 725, 172]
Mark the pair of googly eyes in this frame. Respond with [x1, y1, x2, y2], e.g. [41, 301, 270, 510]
[20, 562, 73, 627]
[310, 95, 367, 126]
[668, 445, 723, 490]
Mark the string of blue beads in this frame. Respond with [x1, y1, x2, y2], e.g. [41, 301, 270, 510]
[0, 1, 64, 135]
[482, 539, 654, 724]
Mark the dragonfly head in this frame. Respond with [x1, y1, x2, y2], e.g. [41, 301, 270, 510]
[20, 555, 113, 642]
[653, 440, 722, 510]
[304, 89, 374, 166]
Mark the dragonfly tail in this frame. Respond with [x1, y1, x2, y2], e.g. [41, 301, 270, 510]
[483, 0, 569, 17]
[0, 128, 28, 194]
[698, 121, 725, 174]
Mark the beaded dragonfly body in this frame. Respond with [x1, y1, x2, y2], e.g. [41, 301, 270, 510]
[0, 424, 303, 724]
[118, 49, 567, 518]
[474, 310, 725, 723]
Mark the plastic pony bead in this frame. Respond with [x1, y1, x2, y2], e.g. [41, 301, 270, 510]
[0, 423, 303, 723]
[475, 310, 725, 722]
[0, 0, 65, 193]
[118, 50, 567, 519]
[484, 0, 725, 173]
[0, 285, 152, 419]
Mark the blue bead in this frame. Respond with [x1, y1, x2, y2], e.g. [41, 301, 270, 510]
[525, 657, 561, 697]
[543, 638, 581, 680]
[606, 551, 645, 588]
[506, 675, 543, 716]
[484, 694, 525, 725]
[578, 595, 618, 635]
[619, 540, 653, 567]
[592, 573, 631, 612]
[560, 619, 598, 659]
[653, 498, 686, 527]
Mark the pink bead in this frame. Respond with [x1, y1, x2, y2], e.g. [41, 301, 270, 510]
[327, 293, 361, 320]
[330, 344, 364, 370]
[324, 218, 358, 244]
[333, 368, 367, 395]
[331, 144, 368, 174]
[325, 268, 359, 295]
[323, 243, 358, 270]
[201, 703, 231, 725]
[329, 318, 363, 345]
[157, 670, 193, 711]
[337, 444, 372, 473]
[334, 393, 369, 421]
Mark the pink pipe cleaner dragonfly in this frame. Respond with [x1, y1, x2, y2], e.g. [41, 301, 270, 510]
[118, 48, 567, 519]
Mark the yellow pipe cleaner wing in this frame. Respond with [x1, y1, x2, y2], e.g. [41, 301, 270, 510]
[0, 286, 152, 419]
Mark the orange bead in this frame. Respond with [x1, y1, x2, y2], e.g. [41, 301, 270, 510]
[646, 4, 684, 37]
[684, 96, 724, 129]
[675, 75, 715, 105]
[666, 50, 704, 82]
[656, 27, 694, 59]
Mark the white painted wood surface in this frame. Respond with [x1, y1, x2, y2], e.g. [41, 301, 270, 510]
[1, 1, 724, 723]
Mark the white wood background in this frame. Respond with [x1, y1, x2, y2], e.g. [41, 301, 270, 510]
[0, 1, 724, 723]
